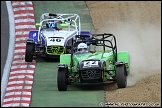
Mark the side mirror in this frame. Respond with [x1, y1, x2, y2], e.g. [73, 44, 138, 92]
[35, 23, 40, 27]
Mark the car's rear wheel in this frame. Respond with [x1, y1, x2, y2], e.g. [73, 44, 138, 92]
[116, 65, 127, 88]
[25, 43, 34, 62]
[57, 68, 68, 91]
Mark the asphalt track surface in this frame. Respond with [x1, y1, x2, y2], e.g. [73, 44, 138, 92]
[1, 1, 9, 79]
[30, 1, 105, 107]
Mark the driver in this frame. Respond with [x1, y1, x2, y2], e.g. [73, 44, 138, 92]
[46, 20, 62, 30]
[77, 43, 88, 53]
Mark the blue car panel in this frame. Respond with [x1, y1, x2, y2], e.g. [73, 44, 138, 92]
[29, 30, 39, 42]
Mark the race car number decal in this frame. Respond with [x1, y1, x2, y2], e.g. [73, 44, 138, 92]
[49, 37, 64, 42]
[33, 33, 37, 37]
[83, 61, 98, 67]
[50, 38, 61, 42]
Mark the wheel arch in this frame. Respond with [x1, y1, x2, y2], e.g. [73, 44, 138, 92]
[117, 51, 130, 75]
[60, 54, 71, 67]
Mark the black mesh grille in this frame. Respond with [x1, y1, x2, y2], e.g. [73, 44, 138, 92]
[46, 46, 65, 55]
[80, 69, 101, 80]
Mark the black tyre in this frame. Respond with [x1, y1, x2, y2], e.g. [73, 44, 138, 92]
[57, 68, 67, 91]
[101, 62, 106, 82]
[116, 65, 127, 88]
[25, 43, 34, 62]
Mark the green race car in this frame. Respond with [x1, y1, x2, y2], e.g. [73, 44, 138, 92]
[57, 33, 130, 91]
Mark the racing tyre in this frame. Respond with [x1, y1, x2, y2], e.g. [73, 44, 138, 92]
[57, 68, 67, 91]
[25, 43, 34, 62]
[116, 65, 127, 88]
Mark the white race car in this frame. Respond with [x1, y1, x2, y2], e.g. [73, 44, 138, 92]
[25, 13, 91, 62]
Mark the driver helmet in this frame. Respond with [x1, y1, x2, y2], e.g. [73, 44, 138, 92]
[77, 43, 88, 53]
[46, 20, 56, 29]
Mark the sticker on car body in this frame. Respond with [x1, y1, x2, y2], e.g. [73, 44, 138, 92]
[83, 61, 98, 67]
[48, 37, 64, 42]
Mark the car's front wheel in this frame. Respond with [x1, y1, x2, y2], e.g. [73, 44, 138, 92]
[57, 68, 68, 91]
[25, 43, 34, 62]
[116, 65, 127, 88]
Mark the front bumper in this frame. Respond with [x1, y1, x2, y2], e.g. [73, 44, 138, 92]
[46, 45, 65, 55]
[78, 60, 104, 83]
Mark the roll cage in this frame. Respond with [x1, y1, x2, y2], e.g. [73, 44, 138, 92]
[70, 33, 118, 67]
[36, 13, 81, 41]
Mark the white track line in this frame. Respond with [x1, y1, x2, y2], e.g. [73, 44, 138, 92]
[6, 86, 32, 91]
[14, 13, 34, 18]
[14, 50, 26, 53]
[1, 1, 15, 106]
[15, 37, 28, 42]
[13, 7, 34, 11]
[11, 65, 36, 70]
[5, 92, 31, 97]
[15, 25, 36, 29]
[15, 19, 35, 23]
[16, 31, 30, 35]
[15, 43, 26, 47]
[10, 70, 34, 75]
[13, 55, 25, 59]
[12, 2, 32, 6]
[9, 76, 33, 80]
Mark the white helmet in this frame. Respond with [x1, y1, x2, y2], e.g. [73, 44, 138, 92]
[77, 43, 88, 53]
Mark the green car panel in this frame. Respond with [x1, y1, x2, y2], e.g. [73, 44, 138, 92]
[60, 54, 71, 66]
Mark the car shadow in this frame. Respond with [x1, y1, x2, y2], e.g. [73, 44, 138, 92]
[36, 56, 60, 62]
[67, 83, 104, 91]
[103, 81, 118, 91]
[63, 81, 118, 91]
